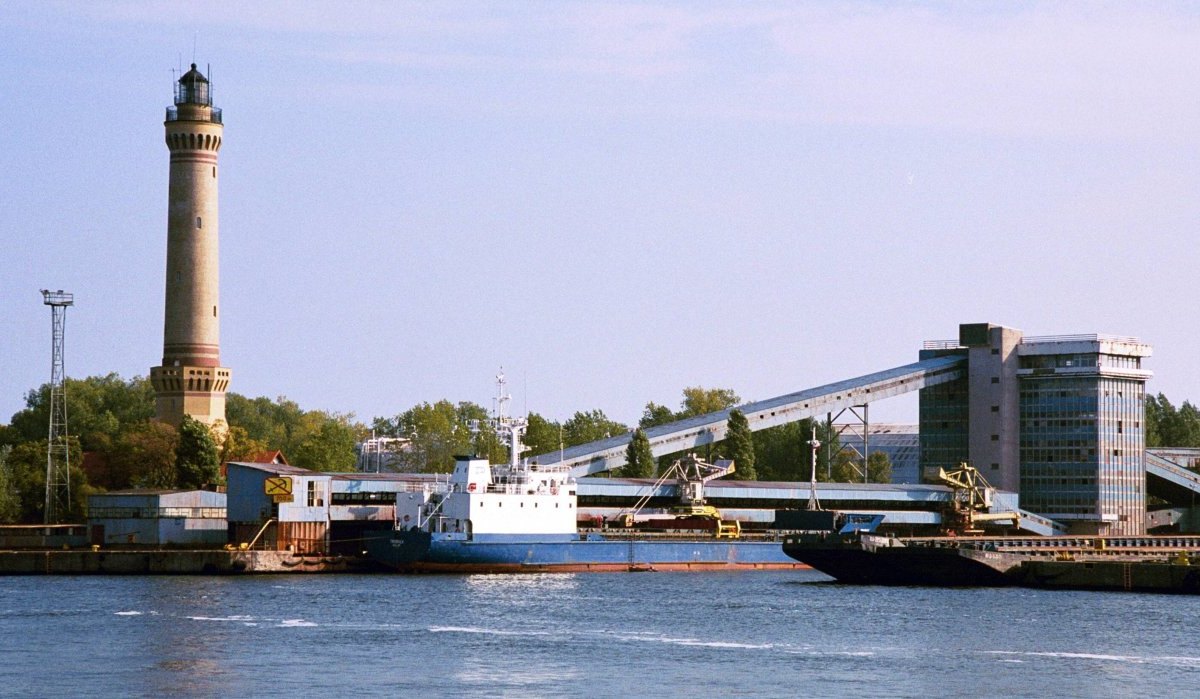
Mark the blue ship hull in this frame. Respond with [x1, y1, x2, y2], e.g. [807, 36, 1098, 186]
[367, 530, 803, 573]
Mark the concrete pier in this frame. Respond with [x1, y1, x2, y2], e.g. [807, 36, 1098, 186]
[0, 549, 375, 575]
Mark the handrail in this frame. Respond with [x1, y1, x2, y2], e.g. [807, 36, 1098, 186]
[1023, 334, 1143, 344]
[922, 340, 961, 350]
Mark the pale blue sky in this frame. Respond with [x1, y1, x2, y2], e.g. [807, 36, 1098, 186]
[2, 2, 1198, 428]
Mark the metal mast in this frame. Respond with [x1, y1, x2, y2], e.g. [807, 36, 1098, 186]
[41, 289, 74, 524]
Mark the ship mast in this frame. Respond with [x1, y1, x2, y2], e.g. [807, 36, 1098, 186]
[481, 369, 528, 469]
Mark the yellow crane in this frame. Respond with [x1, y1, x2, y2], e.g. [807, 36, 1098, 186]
[926, 463, 1021, 535]
[615, 454, 742, 538]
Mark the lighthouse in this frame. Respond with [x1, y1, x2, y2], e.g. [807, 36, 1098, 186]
[150, 63, 231, 432]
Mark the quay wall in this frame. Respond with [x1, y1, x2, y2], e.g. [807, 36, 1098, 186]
[0, 549, 371, 575]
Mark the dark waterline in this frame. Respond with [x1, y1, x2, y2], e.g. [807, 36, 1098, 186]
[3, 570, 1198, 698]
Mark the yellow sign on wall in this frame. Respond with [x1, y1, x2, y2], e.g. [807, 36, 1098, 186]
[264, 476, 293, 496]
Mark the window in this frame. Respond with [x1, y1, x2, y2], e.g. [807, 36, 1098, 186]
[306, 481, 325, 507]
[991, 377, 1000, 384]
[196, 217, 202, 229]
[991, 406, 999, 413]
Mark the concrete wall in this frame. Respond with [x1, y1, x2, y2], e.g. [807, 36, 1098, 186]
[963, 324, 1023, 491]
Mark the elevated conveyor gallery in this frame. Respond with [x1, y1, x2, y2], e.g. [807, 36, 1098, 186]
[575, 478, 1064, 535]
[1146, 451, 1200, 506]
[530, 355, 966, 477]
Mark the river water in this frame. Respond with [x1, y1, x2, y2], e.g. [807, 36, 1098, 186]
[3, 570, 1198, 698]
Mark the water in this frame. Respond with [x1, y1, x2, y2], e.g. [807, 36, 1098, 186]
[3, 570, 1199, 698]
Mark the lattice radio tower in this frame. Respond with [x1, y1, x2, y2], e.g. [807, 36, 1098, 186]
[41, 289, 74, 524]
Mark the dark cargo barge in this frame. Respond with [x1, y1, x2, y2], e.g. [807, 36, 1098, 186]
[783, 532, 1200, 593]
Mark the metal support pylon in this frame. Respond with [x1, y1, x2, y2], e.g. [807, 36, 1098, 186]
[827, 404, 870, 482]
[41, 289, 74, 524]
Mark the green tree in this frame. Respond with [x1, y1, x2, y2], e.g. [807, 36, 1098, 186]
[754, 421, 807, 481]
[724, 409, 756, 480]
[1145, 394, 1165, 448]
[867, 451, 893, 483]
[2, 438, 87, 523]
[291, 412, 363, 472]
[639, 402, 676, 429]
[753, 419, 845, 483]
[220, 425, 270, 464]
[679, 387, 740, 418]
[9, 374, 154, 451]
[0, 445, 20, 523]
[225, 393, 306, 455]
[562, 410, 628, 448]
[524, 413, 563, 458]
[176, 416, 220, 488]
[828, 447, 861, 482]
[105, 420, 179, 490]
[622, 428, 655, 478]
[381, 400, 477, 473]
[0, 425, 20, 449]
[1146, 393, 1200, 448]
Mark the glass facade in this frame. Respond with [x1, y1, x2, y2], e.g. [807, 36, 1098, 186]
[919, 377, 969, 473]
[1018, 370, 1145, 535]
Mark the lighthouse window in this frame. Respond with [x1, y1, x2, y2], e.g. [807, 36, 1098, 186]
[212, 166, 216, 177]
[196, 216, 202, 229]
[213, 305, 217, 317]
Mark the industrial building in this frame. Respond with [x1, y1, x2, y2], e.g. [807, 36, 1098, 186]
[920, 323, 1153, 536]
[86, 490, 227, 546]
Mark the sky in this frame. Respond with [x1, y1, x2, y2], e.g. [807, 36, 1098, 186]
[2, 1, 1198, 430]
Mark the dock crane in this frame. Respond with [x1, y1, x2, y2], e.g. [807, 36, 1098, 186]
[613, 454, 742, 538]
[926, 463, 1021, 535]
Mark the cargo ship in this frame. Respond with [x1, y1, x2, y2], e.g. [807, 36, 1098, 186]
[782, 529, 1200, 592]
[366, 376, 801, 573]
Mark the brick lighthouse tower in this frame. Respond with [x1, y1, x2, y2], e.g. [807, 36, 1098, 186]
[150, 63, 231, 431]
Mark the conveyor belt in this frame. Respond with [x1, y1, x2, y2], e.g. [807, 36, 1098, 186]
[529, 355, 966, 477]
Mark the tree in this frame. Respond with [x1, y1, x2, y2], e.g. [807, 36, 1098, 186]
[0, 425, 20, 449]
[754, 421, 807, 481]
[290, 411, 361, 472]
[176, 416, 220, 488]
[380, 400, 477, 473]
[828, 447, 861, 482]
[639, 402, 676, 429]
[724, 409, 756, 480]
[0, 445, 20, 523]
[523, 413, 562, 458]
[220, 425, 270, 464]
[105, 420, 179, 490]
[622, 428, 655, 478]
[225, 393, 305, 455]
[8, 374, 154, 451]
[1, 438, 87, 523]
[867, 451, 893, 483]
[1146, 393, 1200, 448]
[562, 410, 628, 448]
[679, 387, 740, 418]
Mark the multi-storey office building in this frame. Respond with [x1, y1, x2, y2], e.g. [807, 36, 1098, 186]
[920, 324, 1152, 536]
